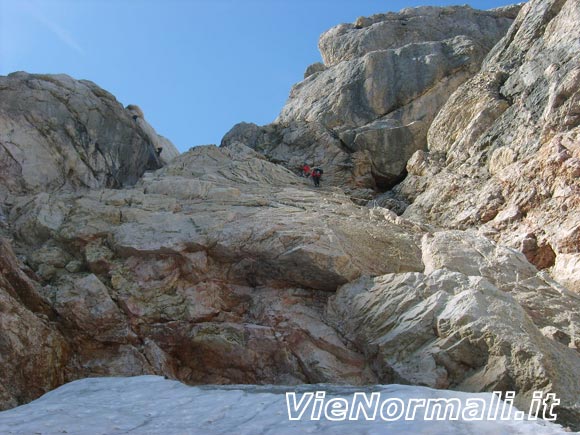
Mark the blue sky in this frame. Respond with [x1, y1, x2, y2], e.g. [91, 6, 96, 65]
[0, 0, 517, 152]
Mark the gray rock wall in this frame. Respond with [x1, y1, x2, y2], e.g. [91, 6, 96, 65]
[396, 0, 580, 292]
[2, 2, 580, 431]
[0, 72, 178, 197]
[3, 143, 579, 428]
[223, 5, 518, 192]
[318, 5, 520, 66]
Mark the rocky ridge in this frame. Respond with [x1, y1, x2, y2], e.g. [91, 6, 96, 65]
[0, 72, 178, 200]
[223, 5, 518, 193]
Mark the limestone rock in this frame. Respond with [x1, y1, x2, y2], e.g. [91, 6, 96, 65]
[48, 274, 133, 343]
[0, 72, 177, 196]
[327, 230, 580, 429]
[126, 104, 179, 164]
[2, 134, 580, 430]
[278, 36, 487, 129]
[0, 144, 423, 403]
[1, 2, 580, 431]
[223, 6, 516, 191]
[318, 5, 520, 66]
[0, 238, 70, 409]
[396, 0, 580, 291]
[554, 254, 580, 292]
[303, 62, 326, 79]
[14, 145, 422, 292]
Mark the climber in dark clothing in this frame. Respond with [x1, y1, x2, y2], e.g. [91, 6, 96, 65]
[311, 167, 323, 187]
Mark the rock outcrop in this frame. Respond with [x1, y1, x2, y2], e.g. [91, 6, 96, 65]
[327, 230, 580, 424]
[2, 141, 580, 427]
[317, 5, 521, 66]
[126, 104, 180, 164]
[3, 144, 423, 389]
[395, 0, 580, 292]
[223, 6, 518, 192]
[0, 238, 69, 410]
[1, 1, 580, 431]
[0, 72, 178, 199]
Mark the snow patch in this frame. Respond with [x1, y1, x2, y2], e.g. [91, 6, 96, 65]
[0, 376, 570, 434]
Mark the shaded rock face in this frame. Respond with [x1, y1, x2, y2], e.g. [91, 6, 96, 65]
[0, 72, 178, 198]
[126, 104, 180, 164]
[222, 5, 517, 192]
[0, 238, 70, 410]
[395, 0, 580, 292]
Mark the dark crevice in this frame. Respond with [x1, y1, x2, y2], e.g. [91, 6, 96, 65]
[373, 168, 408, 192]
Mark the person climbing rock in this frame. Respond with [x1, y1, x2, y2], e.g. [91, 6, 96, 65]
[311, 167, 323, 187]
[156, 147, 163, 157]
[302, 163, 311, 178]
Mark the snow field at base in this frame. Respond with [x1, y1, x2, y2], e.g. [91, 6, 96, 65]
[0, 376, 571, 435]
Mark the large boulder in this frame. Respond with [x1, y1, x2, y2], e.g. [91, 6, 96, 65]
[11, 144, 424, 291]
[327, 230, 580, 429]
[396, 0, 580, 291]
[0, 73, 178, 198]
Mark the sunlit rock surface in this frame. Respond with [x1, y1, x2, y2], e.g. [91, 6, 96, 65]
[222, 5, 518, 192]
[395, 0, 580, 292]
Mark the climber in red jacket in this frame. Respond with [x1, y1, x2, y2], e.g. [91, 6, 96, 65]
[311, 167, 323, 187]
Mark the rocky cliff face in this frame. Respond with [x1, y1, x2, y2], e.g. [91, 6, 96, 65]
[1, 1, 580, 431]
[0, 72, 178, 200]
[395, 0, 580, 294]
[223, 5, 519, 193]
[2, 141, 579, 427]
[0, 238, 69, 409]
[2, 143, 422, 392]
